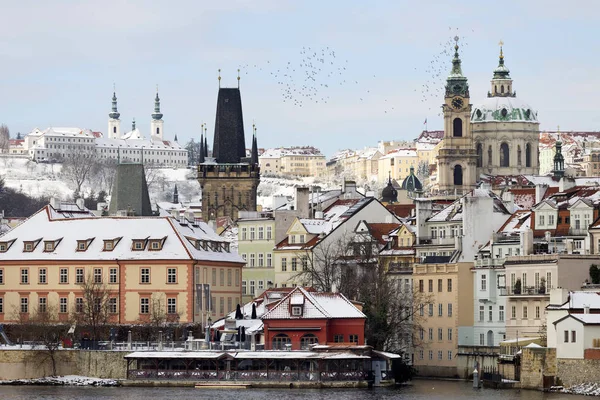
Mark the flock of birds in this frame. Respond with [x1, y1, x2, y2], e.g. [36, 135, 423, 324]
[234, 27, 473, 118]
[418, 28, 473, 117]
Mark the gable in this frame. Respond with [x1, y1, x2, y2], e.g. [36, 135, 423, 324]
[286, 218, 308, 236]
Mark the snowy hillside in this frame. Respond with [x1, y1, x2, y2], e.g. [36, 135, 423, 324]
[0, 157, 353, 212]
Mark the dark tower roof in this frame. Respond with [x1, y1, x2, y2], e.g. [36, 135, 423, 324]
[381, 174, 398, 203]
[251, 133, 258, 165]
[199, 133, 205, 164]
[401, 166, 423, 192]
[108, 163, 152, 216]
[109, 92, 120, 120]
[212, 88, 246, 164]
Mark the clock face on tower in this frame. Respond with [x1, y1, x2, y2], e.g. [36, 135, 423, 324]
[451, 97, 464, 110]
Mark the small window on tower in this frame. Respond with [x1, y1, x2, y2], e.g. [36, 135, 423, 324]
[501, 108, 508, 118]
[113, 127, 116, 133]
[156, 128, 160, 135]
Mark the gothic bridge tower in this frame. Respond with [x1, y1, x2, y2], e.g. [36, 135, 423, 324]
[197, 72, 260, 222]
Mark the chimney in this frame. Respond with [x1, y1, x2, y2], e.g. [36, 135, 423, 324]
[76, 198, 85, 209]
[295, 187, 310, 218]
[50, 197, 60, 210]
[559, 176, 576, 192]
[585, 305, 591, 314]
[535, 184, 548, 204]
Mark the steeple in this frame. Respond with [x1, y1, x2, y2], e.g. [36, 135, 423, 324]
[204, 128, 208, 157]
[173, 184, 179, 204]
[445, 36, 469, 98]
[553, 128, 565, 178]
[108, 87, 121, 139]
[152, 90, 163, 120]
[199, 131, 205, 164]
[251, 123, 259, 165]
[174, 134, 178, 142]
[132, 118, 136, 131]
[488, 41, 515, 98]
[151, 87, 164, 139]
[109, 91, 120, 120]
[212, 86, 246, 163]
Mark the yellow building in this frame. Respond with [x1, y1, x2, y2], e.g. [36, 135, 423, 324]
[377, 148, 419, 183]
[412, 261, 474, 377]
[260, 147, 326, 178]
[0, 204, 244, 326]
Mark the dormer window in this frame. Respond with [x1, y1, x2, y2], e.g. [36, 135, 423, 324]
[292, 306, 302, 316]
[23, 239, 42, 252]
[76, 238, 94, 252]
[148, 237, 166, 251]
[131, 238, 148, 251]
[44, 242, 54, 252]
[0, 239, 15, 253]
[103, 237, 121, 252]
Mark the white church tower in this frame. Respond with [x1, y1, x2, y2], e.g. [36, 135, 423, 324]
[151, 90, 164, 140]
[108, 91, 121, 139]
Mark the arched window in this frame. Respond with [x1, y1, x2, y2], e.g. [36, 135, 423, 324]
[113, 126, 116, 134]
[487, 330, 494, 346]
[526, 143, 532, 167]
[501, 85, 504, 94]
[500, 143, 510, 167]
[476, 143, 483, 168]
[300, 334, 319, 350]
[494, 85, 497, 94]
[488, 146, 493, 166]
[453, 118, 462, 137]
[156, 127, 160, 135]
[453, 165, 463, 186]
[517, 145, 522, 166]
[272, 333, 291, 350]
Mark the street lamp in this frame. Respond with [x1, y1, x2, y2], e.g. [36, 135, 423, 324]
[205, 316, 212, 344]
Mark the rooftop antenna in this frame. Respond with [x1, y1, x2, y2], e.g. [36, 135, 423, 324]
[218, 69, 221, 88]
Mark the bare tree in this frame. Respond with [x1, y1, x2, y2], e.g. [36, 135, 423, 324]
[144, 163, 166, 191]
[91, 158, 118, 195]
[0, 124, 9, 153]
[293, 229, 433, 357]
[11, 303, 67, 376]
[147, 294, 180, 337]
[61, 151, 98, 194]
[72, 272, 112, 343]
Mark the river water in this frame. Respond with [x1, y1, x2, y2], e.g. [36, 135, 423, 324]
[0, 379, 586, 399]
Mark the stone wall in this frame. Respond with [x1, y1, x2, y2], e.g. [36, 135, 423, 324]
[520, 347, 556, 390]
[0, 350, 129, 380]
[558, 358, 600, 387]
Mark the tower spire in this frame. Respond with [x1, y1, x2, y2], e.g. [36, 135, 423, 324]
[152, 87, 163, 120]
[445, 36, 469, 98]
[218, 69, 221, 88]
[251, 122, 258, 165]
[237, 68, 241, 89]
[553, 126, 565, 178]
[489, 40, 514, 97]
[199, 124, 205, 164]
[109, 87, 120, 120]
[132, 118, 136, 131]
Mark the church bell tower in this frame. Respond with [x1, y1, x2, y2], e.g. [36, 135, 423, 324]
[436, 36, 477, 193]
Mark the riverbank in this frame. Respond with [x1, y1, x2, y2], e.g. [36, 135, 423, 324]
[0, 375, 120, 387]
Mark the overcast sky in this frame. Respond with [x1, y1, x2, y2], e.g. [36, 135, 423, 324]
[1, 0, 598, 156]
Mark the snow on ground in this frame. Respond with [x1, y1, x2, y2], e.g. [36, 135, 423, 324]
[0, 375, 119, 386]
[556, 383, 600, 396]
[0, 156, 346, 211]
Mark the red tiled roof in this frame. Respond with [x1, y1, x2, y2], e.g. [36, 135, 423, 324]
[385, 203, 414, 218]
[367, 222, 402, 245]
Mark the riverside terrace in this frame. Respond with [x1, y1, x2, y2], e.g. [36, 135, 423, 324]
[124, 346, 399, 386]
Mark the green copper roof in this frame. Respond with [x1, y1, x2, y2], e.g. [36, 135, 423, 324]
[152, 92, 163, 120]
[109, 92, 120, 119]
[445, 37, 469, 97]
[493, 46, 511, 79]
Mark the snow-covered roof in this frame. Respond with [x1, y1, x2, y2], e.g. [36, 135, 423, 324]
[380, 148, 417, 159]
[559, 292, 600, 310]
[472, 96, 538, 123]
[262, 287, 366, 320]
[0, 205, 244, 263]
[428, 189, 510, 223]
[95, 136, 182, 150]
[569, 314, 600, 325]
[260, 146, 324, 159]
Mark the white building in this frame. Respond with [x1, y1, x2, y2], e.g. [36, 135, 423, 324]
[24, 91, 187, 167]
